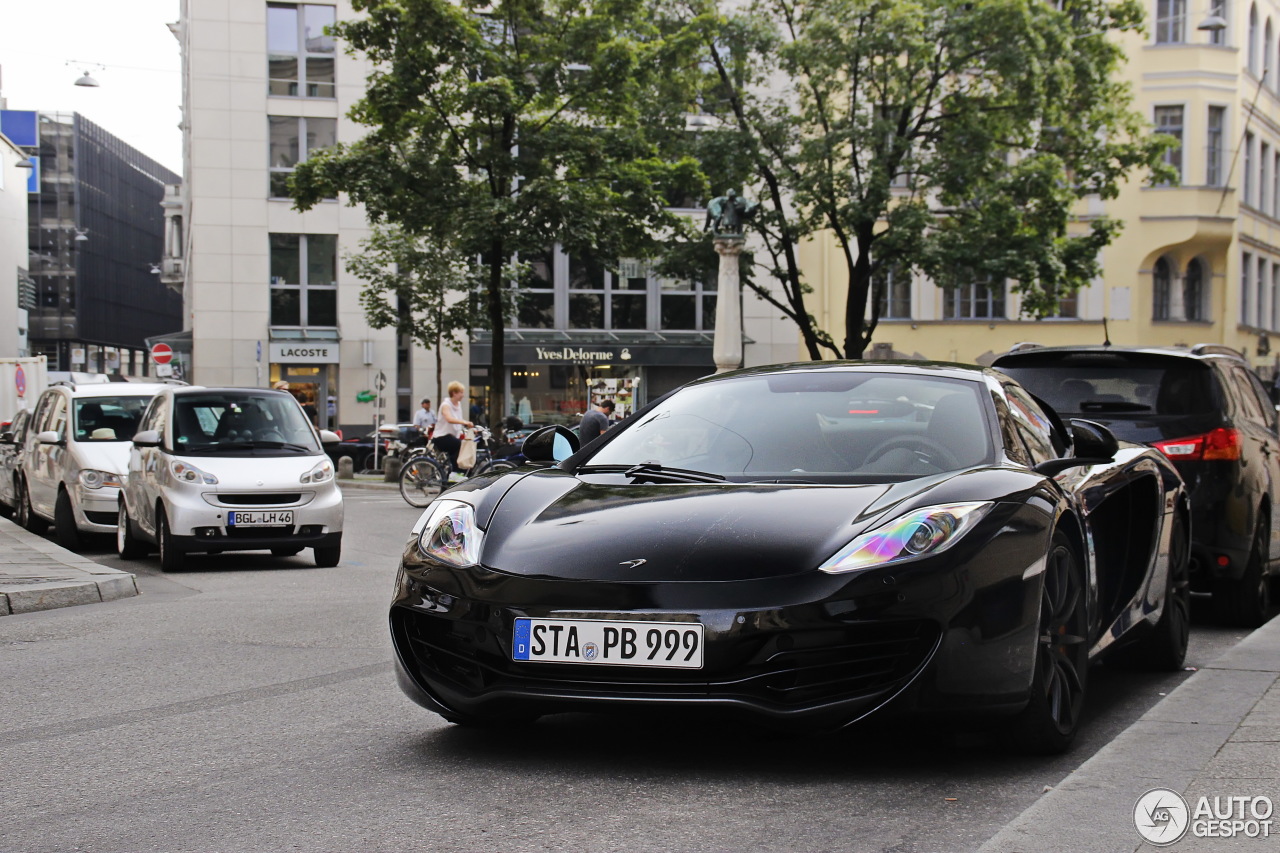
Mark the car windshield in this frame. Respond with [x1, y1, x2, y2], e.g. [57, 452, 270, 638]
[997, 354, 1216, 417]
[172, 392, 321, 456]
[73, 396, 152, 442]
[585, 371, 993, 480]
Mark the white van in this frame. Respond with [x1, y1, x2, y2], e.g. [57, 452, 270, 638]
[117, 386, 344, 570]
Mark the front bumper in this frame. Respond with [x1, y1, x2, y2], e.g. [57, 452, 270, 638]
[162, 483, 344, 553]
[74, 484, 123, 531]
[389, 537, 1045, 727]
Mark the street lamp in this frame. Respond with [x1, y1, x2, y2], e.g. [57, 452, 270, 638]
[67, 60, 106, 88]
[1197, 15, 1228, 33]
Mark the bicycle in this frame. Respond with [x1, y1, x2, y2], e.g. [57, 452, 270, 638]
[396, 426, 525, 507]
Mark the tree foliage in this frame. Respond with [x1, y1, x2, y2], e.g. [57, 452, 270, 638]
[292, 0, 707, 427]
[676, 0, 1173, 358]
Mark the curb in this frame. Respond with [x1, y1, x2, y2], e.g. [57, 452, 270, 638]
[978, 616, 1280, 853]
[0, 516, 139, 616]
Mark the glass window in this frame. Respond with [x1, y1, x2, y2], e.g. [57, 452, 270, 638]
[1155, 105, 1184, 181]
[269, 233, 338, 329]
[1209, 0, 1228, 46]
[1185, 258, 1206, 321]
[1156, 0, 1187, 43]
[660, 273, 716, 331]
[269, 116, 336, 197]
[1243, 250, 1253, 323]
[1207, 106, 1225, 186]
[1153, 257, 1171, 320]
[943, 274, 1005, 319]
[172, 392, 321, 455]
[1250, 4, 1260, 75]
[1245, 131, 1255, 205]
[1259, 256, 1267, 327]
[267, 3, 337, 98]
[73, 396, 151, 442]
[875, 264, 911, 319]
[1003, 384, 1060, 466]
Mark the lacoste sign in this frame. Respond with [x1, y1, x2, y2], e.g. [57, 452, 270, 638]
[269, 343, 340, 364]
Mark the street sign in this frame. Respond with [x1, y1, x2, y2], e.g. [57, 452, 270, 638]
[14, 365, 25, 398]
[151, 343, 174, 365]
[375, 370, 387, 391]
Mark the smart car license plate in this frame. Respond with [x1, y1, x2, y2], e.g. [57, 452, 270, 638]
[512, 618, 703, 669]
[226, 510, 294, 527]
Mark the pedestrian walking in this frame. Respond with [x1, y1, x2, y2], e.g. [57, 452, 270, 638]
[412, 397, 437, 435]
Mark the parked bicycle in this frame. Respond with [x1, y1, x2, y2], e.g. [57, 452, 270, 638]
[396, 425, 526, 507]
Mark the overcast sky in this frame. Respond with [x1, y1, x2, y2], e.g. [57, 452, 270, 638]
[0, 0, 182, 173]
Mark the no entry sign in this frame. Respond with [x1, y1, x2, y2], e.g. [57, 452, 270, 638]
[151, 343, 174, 365]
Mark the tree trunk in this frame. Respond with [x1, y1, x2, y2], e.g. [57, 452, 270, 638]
[843, 225, 877, 359]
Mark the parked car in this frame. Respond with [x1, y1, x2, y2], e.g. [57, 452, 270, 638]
[14, 381, 171, 549]
[326, 428, 397, 472]
[391, 361, 1190, 753]
[994, 344, 1279, 627]
[117, 386, 344, 570]
[0, 408, 33, 517]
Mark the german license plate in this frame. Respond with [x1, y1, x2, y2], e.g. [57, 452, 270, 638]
[512, 618, 703, 669]
[227, 510, 294, 527]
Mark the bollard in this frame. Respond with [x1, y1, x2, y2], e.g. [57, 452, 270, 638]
[383, 455, 400, 482]
[337, 456, 354, 479]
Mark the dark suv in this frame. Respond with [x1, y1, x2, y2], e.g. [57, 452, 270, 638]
[993, 344, 1277, 627]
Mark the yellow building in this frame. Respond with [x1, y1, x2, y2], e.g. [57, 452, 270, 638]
[800, 2, 1280, 376]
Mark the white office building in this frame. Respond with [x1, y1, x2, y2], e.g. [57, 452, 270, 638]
[173, 0, 796, 433]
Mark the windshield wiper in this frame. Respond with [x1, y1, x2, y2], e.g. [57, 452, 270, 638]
[577, 462, 725, 484]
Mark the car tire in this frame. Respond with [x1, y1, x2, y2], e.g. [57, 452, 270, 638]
[1112, 512, 1191, 671]
[156, 509, 183, 573]
[271, 546, 304, 557]
[116, 501, 148, 560]
[54, 488, 83, 551]
[1214, 523, 1272, 628]
[398, 457, 445, 508]
[314, 540, 341, 568]
[1007, 531, 1089, 755]
[17, 478, 47, 534]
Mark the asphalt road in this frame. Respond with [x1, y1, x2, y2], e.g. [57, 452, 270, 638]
[0, 488, 1253, 853]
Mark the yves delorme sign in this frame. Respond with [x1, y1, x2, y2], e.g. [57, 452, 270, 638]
[471, 341, 712, 367]
[269, 342, 340, 364]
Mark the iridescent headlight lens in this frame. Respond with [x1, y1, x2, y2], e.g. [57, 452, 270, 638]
[416, 500, 483, 567]
[819, 502, 994, 575]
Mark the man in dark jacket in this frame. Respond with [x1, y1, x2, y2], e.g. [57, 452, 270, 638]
[579, 399, 614, 442]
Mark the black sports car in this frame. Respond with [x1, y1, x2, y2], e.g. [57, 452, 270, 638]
[390, 362, 1190, 753]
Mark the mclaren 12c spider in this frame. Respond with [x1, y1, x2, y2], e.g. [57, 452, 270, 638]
[390, 362, 1191, 753]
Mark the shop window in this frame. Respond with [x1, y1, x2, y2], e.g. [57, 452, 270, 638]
[267, 2, 336, 98]
[269, 115, 336, 198]
[270, 233, 338, 328]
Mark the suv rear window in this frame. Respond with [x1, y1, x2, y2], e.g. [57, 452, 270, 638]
[996, 353, 1216, 417]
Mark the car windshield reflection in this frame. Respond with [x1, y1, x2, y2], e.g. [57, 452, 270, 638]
[172, 393, 321, 456]
[586, 371, 993, 480]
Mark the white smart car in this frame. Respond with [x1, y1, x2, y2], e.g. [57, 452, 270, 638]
[118, 386, 344, 570]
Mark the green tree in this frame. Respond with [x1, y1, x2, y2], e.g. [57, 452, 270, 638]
[344, 224, 479, 406]
[679, 0, 1173, 358]
[291, 0, 705, 427]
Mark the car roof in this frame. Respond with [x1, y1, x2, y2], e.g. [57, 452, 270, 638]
[55, 382, 174, 398]
[690, 359, 993, 386]
[992, 344, 1246, 365]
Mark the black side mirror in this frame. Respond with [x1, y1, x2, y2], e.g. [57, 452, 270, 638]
[521, 425, 579, 464]
[1033, 419, 1118, 477]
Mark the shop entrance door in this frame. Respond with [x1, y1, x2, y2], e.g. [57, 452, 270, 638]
[280, 366, 330, 429]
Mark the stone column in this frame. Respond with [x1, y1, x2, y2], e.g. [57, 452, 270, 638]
[712, 236, 745, 374]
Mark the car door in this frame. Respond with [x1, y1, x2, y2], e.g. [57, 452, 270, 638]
[0, 409, 30, 508]
[1234, 366, 1280, 567]
[27, 392, 66, 516]
[133, 396, 169, 538]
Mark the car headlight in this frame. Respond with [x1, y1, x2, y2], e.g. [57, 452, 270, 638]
[300, 460, 333, 484]
[417, 499, 483, 567]
[819, 501, 994, 575]
[169, 460, 219, 485]
[78, 469, 122, 489]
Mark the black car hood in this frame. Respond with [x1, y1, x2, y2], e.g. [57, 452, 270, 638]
[478, 471, 912, 582]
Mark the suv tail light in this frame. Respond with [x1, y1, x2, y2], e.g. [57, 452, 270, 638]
[1153, 428, 1242, 461]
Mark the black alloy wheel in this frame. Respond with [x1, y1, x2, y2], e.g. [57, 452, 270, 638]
[54, 488, 83, 551]
[1009, 532, 1089, 754]
[1114, 512, 1191, 671]
[116, 501, 148, 560]
[1215, 523, 1273, 628]
[156, 509, 182, 573]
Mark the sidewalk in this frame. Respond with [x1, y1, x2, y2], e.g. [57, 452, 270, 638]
[980, 615, 1280, 853]
[0, 516, 138, 616]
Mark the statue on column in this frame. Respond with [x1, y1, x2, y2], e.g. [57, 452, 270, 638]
[705, 189, 759, 237]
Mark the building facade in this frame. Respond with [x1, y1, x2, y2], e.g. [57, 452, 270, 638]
[0, 126, 31, 359]
[175, 0, 795, 434]
[0, 110, 182, 376]
[800, 2, 1280, 374]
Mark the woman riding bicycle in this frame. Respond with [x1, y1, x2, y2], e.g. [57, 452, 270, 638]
[435, 380, 474, 481]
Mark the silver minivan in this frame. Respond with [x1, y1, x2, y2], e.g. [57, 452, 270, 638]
[15, 381, 171, 549]
[118, 386, 344, 570]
